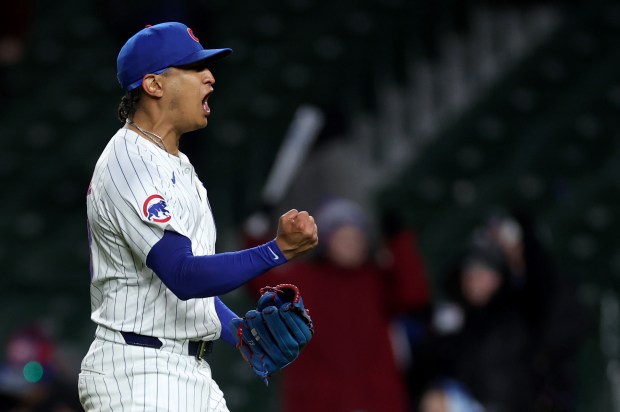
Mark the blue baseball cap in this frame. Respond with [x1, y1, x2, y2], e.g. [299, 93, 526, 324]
[117, 22, 232, 91]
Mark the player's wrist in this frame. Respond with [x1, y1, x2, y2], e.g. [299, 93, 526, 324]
[274, 237, 298, 261]
[264, 239, 288, 264]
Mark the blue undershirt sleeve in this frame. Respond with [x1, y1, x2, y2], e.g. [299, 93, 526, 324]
[214, 296, 238, 346]
[146, 230, 287, 301]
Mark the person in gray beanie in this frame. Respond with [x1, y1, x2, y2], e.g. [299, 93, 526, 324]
[244, 197, 431, 412]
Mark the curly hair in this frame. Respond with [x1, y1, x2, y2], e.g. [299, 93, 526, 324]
[117, 88, 142, 123]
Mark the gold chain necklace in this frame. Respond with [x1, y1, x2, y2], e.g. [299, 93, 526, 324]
[126, 119, 167, 153]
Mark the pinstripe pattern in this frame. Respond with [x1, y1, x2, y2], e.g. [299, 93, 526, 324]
[79, 339, 229, 411]
[87, 128, 219, 340]
[80, 129, 228, 410]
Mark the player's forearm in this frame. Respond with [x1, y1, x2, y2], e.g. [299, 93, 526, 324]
[214, 296, 238, 346]
[146, 230, 287, 300]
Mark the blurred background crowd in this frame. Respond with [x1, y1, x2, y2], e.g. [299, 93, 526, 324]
[0, 0, 619, 411]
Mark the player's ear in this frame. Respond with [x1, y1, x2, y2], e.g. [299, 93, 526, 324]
[141, 74, 164, 98]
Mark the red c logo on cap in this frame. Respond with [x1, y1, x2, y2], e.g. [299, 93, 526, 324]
[187, 28, 200, 42]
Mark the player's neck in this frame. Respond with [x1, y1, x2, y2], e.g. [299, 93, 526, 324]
[127, 112, 181, 156]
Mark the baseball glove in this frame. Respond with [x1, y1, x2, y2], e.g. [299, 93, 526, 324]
[230, 284, 314, 385]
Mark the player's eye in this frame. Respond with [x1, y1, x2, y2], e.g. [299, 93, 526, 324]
[175, 61, 210, 72]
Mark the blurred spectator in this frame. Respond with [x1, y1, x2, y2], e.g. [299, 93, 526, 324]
[482, 210, 586, 411]
[0, 322, 81, 412]
[436, 239, 535, 412]
[410, 210, 585, 412]
[0, 2, 33, 66]
[419, 379, 485, 412]
[0, 1, 34, 100]
[244, 198, 431, 412]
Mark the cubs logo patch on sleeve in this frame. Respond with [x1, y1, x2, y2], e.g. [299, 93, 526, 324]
[143, 194, 172, 223]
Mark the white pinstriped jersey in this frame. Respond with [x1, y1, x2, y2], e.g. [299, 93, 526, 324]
[79, 340, 228, 411]
[86, 128, 220, 341]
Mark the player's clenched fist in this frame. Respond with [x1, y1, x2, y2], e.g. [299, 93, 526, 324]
[275, 209, 318, 260]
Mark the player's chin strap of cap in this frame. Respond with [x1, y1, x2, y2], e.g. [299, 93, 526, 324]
[120, 331, 213, 361]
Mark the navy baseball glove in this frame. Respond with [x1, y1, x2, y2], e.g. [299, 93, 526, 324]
[230, 284, 314, 385]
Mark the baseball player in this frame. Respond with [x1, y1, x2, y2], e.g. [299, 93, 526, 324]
[78, 22, 318, 412]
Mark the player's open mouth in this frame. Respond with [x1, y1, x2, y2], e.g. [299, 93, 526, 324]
[202, 94, 211, 116]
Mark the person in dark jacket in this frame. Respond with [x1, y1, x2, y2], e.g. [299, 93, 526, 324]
[444, 238, 536, 412]
[413, 210, 585, 412]
[483, 210, 586, 411]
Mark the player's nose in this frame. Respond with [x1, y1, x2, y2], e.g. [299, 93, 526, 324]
[202, 68, 215, 85]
